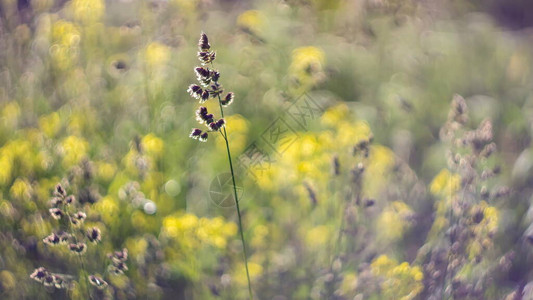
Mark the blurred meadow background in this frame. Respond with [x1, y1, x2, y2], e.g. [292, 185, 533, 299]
[1, 0, 533, 299]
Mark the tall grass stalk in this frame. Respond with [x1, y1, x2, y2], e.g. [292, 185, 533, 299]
[216, 96, 253, 299]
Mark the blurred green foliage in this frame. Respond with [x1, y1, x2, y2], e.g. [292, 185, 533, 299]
[0, 0, 533, 299]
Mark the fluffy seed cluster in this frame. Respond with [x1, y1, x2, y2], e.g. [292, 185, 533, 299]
[188, 33, 235, 142]
[108, 248, 129, 274]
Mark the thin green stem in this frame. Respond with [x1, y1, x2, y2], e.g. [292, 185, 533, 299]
[65, 205, 92, 300]
[217, 95, 253, 300]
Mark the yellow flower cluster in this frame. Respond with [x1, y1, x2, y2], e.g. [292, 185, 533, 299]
[0, 138, 41, 186]
[216, 114, 249, 155]
[466, 201, 499, 259]
[162, 213, 237, 249]
[142, 134, 164, 158]
[289, 46, 326, 92]
[370, 255, 424, 300]
[237, 10, 266, 36]
[430, 168, 461, 197]
[39, 112, 61, 138]
[60, 135, 89, 168]
[144, 42, 171, 70]
[1, 102, 20, 129]
[69, 0, 105, 24]
[50, 21, 80, 70]
[376, 201, 414, 242]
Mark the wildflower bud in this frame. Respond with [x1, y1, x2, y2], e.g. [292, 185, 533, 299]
[30, 267, 49, 283]
[43, 233, 61, 245]
[209, 83, 224, 98]
[220, 92, 234, 107]
[481, 142, 497, 158]
[65, 195, 75, 205]
[331, 155, 340, 176]
[51, 197, 64, 206]
[211, 70, 220, 82]
[69, 242, 87, 254]
[189, 128, 203, 140]
[493, 165, 501, 174]
[364, 198, 375, 207]
[493, 186, 510, 198]
[71, 211, 86, 226]
[198, 32, 210, 51]
[109, 248, 128, 262]
[195, 107, 214, 124]
[208, 119, 225, 131]
[200, 90, 210, 103]
[54, 184, 67, 198]
[43, 275, 55, 287]
[52, 274, 65, 289]
[332, 258, 342, 272]
[199, 132, 208, 142]
[88, 275, 108, 289]
[472, 209, 484, 224]
[480, 186, 489, 200]
[197, 51, 216, 65]
[87, 227, 102, 244]
[304, 182, 317, 206]
[195, 67, 212, 86]
[187, 84, 203, 99]
[49, 208, 64, 220]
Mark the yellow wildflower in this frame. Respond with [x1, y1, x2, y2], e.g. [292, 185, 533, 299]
[60, 135, 89, 168]
[144, 42, 170, 70]
[50, 21, 80, 70]
[69, 0, 105, 24]
[9, 178, 32, 200]
[370, 255, 424, 300]
[39, 112, 61, 138]
[376, 201, 414, 242]
[289, 46, 326, 92]
[430, 168, 461, 197]
[142, 134, 164, 157]
[237, 10, 266, 35]
[1, 102, 20, 128]
[216, 114, 249, 154]
[305, 225, 330, 248]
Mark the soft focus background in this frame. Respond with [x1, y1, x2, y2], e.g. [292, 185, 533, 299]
[1, 0, 533, 299]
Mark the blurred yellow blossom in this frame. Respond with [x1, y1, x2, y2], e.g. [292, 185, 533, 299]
[0, 270, 15, 291]
[144, 42, 171, 70]
[163, 212, 237, 250]
[69, 0, 105, 24]
[289, 46, 326, 92]
[60, 135, 88, 168]
[251, 224, 269, 248]
[320, 103, 350, 127]
[94, 196, 119, 224]
[142, 133, 164, 157]
[237, 10, 266, 35]
[430, 168, 461, 197]
[172, 0, 197, 13]
[305, 225, 331, 248]
[9, 178, 31, 200]
[339, 272, 358, 296]
[95, 161, 117, 181]
[50, 21, 80, 70]
[370, 255, 424, 300]
[234, 262, 262, 286]
[216, 114, 249, 154]
[1, 102, 20, 128]
[39, 112, 61, 138]
[376, 201, 414, 242]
